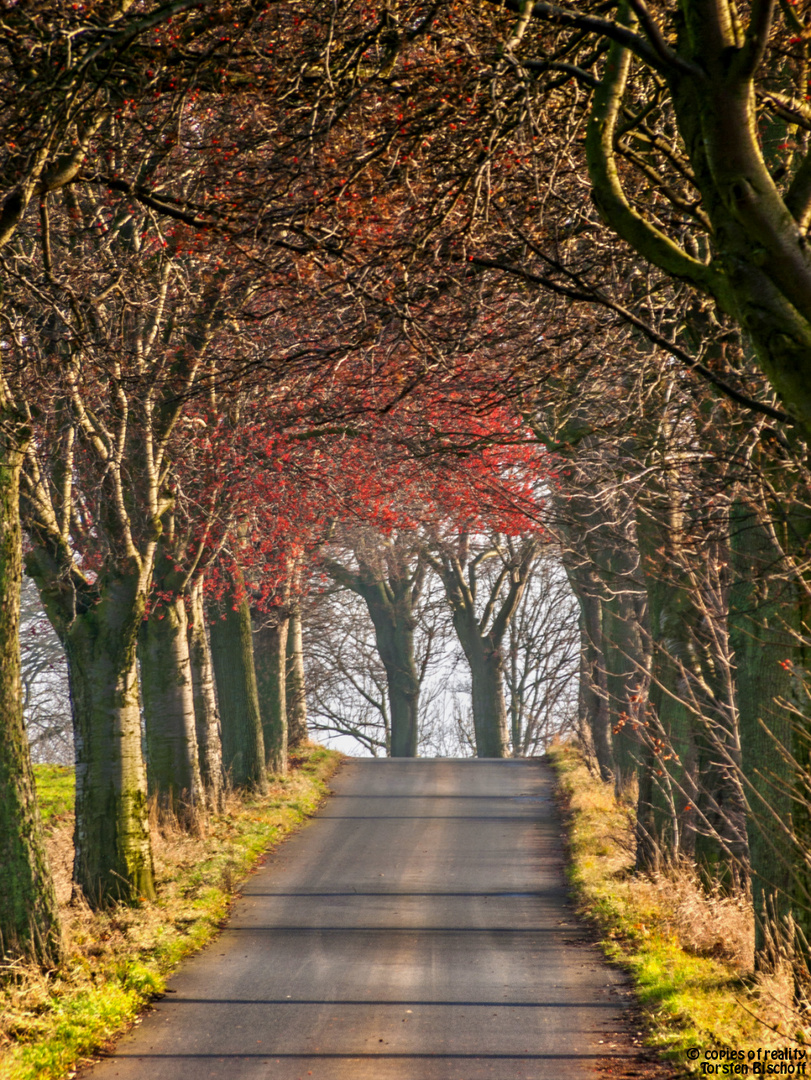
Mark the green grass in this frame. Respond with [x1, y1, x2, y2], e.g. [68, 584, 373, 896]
[548, 743, 805, 1067]
[2, 746, 343, 1080]
[32, 765, 75, 828]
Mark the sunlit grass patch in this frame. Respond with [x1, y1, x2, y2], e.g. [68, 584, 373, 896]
[2, 745, 343, 1080]
[548, 743, 805, 1068]
[33, 765, 75, 828]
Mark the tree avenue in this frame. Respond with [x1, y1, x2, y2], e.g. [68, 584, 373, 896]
[3, 0, 811, 1017]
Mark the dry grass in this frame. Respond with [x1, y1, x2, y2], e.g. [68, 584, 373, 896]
[622, 868, 755, 971]
[549, 742, 810, 1064]
[0, 745, 343, 1080]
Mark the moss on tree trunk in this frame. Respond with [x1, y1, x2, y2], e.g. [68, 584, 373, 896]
[62, 573, 156, 906]
[208, 578, 267, 793]
[730, 500, 806, 969]
[140, 592, 205, 829]
[0, 439, 62, 965]
[636, 505, 700, 868]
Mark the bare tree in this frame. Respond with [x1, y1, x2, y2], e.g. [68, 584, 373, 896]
[505, 553, 580, 756]
[20, 578, 71, 767]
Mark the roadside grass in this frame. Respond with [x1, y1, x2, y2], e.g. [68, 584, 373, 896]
[32, 765, 75, 828]
[548, 743, 807, 1068]
[0, 745, 343, 1080]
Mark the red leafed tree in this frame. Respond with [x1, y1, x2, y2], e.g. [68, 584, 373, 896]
[160, 364, 552, 764]
[294, 384, 553, 757]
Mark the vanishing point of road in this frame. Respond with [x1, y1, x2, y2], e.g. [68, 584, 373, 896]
[82, 759, 636, 1080]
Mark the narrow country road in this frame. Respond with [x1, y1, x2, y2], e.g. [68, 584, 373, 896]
[82, 759, 636, 1080]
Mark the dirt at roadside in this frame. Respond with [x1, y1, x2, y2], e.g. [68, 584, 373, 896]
[593, 982, 685, 1080]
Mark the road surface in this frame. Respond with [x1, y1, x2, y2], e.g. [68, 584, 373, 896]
[82, 758, 635, 1080]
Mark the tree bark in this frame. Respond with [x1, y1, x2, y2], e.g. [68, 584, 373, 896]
[729, 498, 806, 969]
[467, 636, 510, 758]
[556, 515, 615, 781]
[364, 594, 420, 757]
[253, 613, 289, 775]
[285, 604, 308, 748]
[635, 503, 698, 868]
[577, 588, 613, 782]
[25, 484, 158, 909]
[443, 592, 510, 759]
[188, 579, 224, 811]
[636, 497, 746, 884]
[582, 0, 811, 438]
[208, 578, 267, 793]
[60, 571, 156, 906]
[599, 540, 647, 796]
[139, 590, 205, 829]
[0, 439, 62, 965]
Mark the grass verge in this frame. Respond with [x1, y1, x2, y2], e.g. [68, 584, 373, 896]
[548, 743, 807, 1069]
[1, 745, 342, 1080]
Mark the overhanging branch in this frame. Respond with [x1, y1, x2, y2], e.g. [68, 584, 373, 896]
[467, 255, 793, 426]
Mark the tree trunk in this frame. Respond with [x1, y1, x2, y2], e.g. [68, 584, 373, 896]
[253, 613, 288, 775]
[634, 736, 663, 875]
[0, 440, 62, 965]
[139, 592, 205, 829]
[554, 499, 617, 782]
[729, 499, 805, 970]
[467, 637, 510, 758]
[363, 593, 420, 757]
[635, 506, 698, 869]
[208, 581, 267, 793]
[322, 546, 423, 758]
[600, 549, 646, 796]
[432, 541, 534, 761]
[445, 593, 510, 759]
[577, 592, 613, 782]
[636, 501, 746, 884]
[62, 572, 156, 906]
[188, 580, 224, 812]
[285, 604, 308, 748]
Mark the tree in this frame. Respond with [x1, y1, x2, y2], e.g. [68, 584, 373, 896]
[303, 584, 397, 756]
[321, 531, 426, 757]
[139, 540, 206, 830]
[504, 551, 580, 756]
[575, 0, 811, 435]
[0, 0, 291, 919]
[10, 191, 241, 901]
[208, 568, 268, 795]
[20, 578, 71, 766]
[285, 596, 309, 749]
[0, 432, 62, 966]
[187, 579, 224, 811]
[8, 0, 811, 987]
[253, 599, 291, 777]
[425, 532, 540, 758]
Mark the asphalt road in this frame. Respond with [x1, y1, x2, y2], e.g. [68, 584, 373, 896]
[82, 758, 633, 1080]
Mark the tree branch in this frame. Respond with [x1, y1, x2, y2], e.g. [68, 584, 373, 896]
[467, 255, 793, 425]
[490, 0, 688, 75]
[584, 1, 728, 303]
[737, 0, 776, 79]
